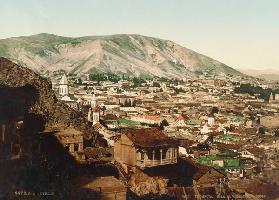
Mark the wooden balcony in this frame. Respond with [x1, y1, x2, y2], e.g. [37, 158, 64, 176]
[136, 157, 177, 168]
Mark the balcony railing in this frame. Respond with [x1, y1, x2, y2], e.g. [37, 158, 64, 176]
[136, 158, 177, 168]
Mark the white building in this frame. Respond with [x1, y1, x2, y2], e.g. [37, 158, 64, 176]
[59, 74, 69, 96]
[207, 113, 215, 126]
[87, 93, 100, 126]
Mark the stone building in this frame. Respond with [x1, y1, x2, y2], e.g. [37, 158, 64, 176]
[54, 128, 83, 155]
[58, 74, 69, 96]
[40, 127, 84, 160]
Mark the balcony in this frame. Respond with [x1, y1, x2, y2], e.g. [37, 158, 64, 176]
[136, 157, 177, 168]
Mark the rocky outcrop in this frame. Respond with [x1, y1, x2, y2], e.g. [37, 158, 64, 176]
[0, 57, 86, 129]
[129, 169, 168, 196]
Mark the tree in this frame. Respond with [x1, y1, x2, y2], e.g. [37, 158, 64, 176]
[153, 82, 160, 87]
[212, 107, 219, 114]
[258, 127, 265, 137]
[75, 78, 82, 85]
[160, 119, 169, 130]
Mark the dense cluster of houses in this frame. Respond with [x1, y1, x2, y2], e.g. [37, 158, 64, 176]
[17, 74, 277, 199]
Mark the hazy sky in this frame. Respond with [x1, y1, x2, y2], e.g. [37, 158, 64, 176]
[1, 0, 278, 70]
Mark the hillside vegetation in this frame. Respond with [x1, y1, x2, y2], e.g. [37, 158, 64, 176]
[0, 33, 242, 78]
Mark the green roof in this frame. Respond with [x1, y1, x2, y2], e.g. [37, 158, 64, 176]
[196, 156, 222, 165]
[117, 118, 140, 127]
[226, 115, 244, 122]
[216, 134, 240, 142]
[224, 159, 243, 169]
[196, 156, 243, 170]
[186, 119, 201, 126]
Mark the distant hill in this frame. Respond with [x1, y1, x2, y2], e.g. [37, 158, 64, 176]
[257, 74, 279, 81]
[240, 69, 279, 81]
[0, 33, 243, 78]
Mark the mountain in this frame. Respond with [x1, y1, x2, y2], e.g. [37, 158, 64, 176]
[0, 33, 242, 78]
[240, 69, 279, 81]
[257, 74, 279, 81]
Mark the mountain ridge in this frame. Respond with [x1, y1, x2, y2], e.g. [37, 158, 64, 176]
[0, 33, 243, 78]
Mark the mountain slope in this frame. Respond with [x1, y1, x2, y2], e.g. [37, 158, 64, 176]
[0, 33, 242, 78]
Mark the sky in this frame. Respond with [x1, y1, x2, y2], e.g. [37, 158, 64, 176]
[0, 0, 279, 70]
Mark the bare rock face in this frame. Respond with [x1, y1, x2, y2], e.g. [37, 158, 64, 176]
[129, 169, 168, 196]
[0, 57, 85, 129]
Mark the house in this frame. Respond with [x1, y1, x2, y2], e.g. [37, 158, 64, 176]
[112, 95, 135, 106]
[224, 159, 244, 177]
[40, 127, 84, 160]
[167, 158, 228, 200]
[241, 146, 265, 161]
[114, 128, 179, 169]
[213, 133, 242, 145]
[102, 114, 118, 129]
[193, 165, 227, 188]
[61, 95, 78, 109]
[55, 128, 83, 154]
[130, 114, 161, 125]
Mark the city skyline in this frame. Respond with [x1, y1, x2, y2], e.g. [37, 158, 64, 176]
[1, 0, 279, 70]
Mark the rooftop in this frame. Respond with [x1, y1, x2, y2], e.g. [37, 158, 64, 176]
[121, 127, 179, 148]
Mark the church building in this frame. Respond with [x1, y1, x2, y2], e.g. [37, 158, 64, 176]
[57, 74, 77, 109]
[59, 74, 69, 96]
[87, 93, 100, 126]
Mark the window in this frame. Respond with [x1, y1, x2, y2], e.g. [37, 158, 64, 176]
[167, 150, 172, 159]
[65, 144, 70, 152]
[74, 143, 79, 152]
[137, 151, 141, 160]
[162, 149, 167, 159]
[173, 149, 177, 158]
[140, 152, 145, 160]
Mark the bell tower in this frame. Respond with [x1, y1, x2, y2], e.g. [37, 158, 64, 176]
[59, 74, 69, 96]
